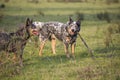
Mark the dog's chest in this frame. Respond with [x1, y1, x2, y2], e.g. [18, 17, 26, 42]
[6, 34, 28, 52]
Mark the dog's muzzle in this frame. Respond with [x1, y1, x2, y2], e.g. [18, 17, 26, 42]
[32, 29, 39, 35]
[71, 29, 75, 32]
[69, 29, 77, 36]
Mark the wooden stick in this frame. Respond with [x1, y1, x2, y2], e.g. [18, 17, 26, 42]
[78, 33, 94, 56]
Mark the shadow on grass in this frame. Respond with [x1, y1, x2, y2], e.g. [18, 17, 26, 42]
[23, 51, 91, 69]
[94, 46, 120, 53]
[90, 45, 120, 59]
[0, 45, 119, 80]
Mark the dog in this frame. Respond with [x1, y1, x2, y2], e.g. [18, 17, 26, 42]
[0, 18, 38, 66]
[33, 17, 81, 58]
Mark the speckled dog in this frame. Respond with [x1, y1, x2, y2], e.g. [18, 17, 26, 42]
[33, 18, 81, 58]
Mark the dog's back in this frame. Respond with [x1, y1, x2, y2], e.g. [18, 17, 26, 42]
[35, 21, 68, 41]
[0, 32, 10, 51]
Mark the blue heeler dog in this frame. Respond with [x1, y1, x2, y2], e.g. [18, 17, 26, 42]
[33, 17, 81, 58]
[0, 18, 38, 66]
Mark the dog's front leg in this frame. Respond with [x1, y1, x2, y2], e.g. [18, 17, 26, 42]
[39, 41, 46, 56]
[71, 42, 76, 58]
[51, 34, 56, 55]
[19, 54, 23, 67]
[13, 52, 22, 66]
[13, 53, 17, 62]
[19, 49, 24, 67]
[64, 43, 70, 58]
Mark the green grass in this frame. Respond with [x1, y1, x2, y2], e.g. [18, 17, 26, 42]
[0, 0, 120, 80]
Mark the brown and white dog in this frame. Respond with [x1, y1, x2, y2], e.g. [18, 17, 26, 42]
[33, 18, 81, 58]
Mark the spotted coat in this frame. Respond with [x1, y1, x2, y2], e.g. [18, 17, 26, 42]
[33, 21, 80, 44]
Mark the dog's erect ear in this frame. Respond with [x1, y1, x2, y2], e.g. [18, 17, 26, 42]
[68, 17, 73, 25]
[76, 19, 81, 27]
[26, 18, 31, 26]
[30, 19, 33, 24]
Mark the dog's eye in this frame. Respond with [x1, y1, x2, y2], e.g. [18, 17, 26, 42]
[31, 24, 36, 29]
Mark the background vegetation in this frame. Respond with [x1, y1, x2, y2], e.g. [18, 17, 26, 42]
[0, 0, 120, 80]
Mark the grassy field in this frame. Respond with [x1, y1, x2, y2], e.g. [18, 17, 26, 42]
[0, 0, 120, 80]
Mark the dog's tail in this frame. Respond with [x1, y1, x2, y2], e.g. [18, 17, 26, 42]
[48, 35, 52, 41]
[48, 34, 56, 41]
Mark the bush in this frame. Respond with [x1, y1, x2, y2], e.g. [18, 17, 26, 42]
[4, 0, 10, 3]
[55, 0, 84, 2]
[97, 12, 111, 23]
[27, 0, 39, 3]
[106, 0, 119, 4]
[117, 14, 120, 19]
[0, 8, 4, 22]
[113, 23, 120, 33]
[37, 11, 45, 16]
[75, 12, 84, 20]
[0, 4, 5, 8]
[103, 23, 120, 47]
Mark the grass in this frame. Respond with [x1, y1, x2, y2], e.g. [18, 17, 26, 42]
[0, 0, 120, 80]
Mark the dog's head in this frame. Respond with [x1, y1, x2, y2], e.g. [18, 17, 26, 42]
[66, 17, 81, 36]
[25, 18, 39, 36]
[33, 21, 43, 29]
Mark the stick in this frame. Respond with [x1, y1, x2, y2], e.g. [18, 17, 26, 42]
[78, 33, 94, 57]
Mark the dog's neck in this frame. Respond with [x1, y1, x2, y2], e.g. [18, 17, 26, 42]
[10, 26, 31, 41]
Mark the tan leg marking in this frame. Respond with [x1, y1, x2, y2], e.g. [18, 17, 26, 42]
[71, 43, 75, 58]
[64, 44, 70, 58]
[13, 53, 17, 62]
[51, 34, 56, 55]
[39, 42, 45, 56]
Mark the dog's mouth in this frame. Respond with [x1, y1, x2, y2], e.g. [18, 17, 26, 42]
[32, 29, 39, 35]
[68, 29, 77, 36]
[69, 31, 75, 35]
[69, 30, 76, 35]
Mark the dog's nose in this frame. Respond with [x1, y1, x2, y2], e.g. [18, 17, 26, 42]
[71, 29, 75, 32]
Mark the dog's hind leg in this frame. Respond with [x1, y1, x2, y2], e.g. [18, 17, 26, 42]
[12, 53, 19, 65]
[19, 54, 23, 67]
[51, 34, 56, 55]
[5, 52, 10, 59]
